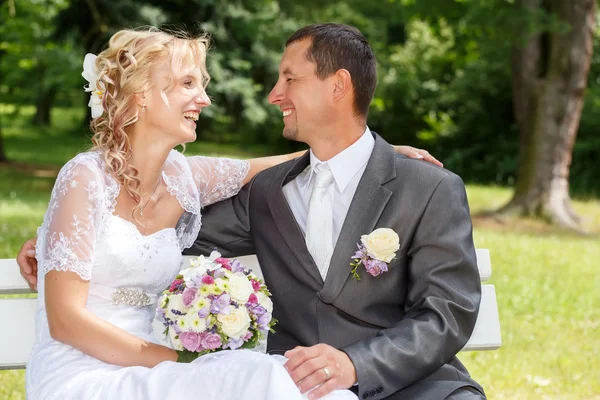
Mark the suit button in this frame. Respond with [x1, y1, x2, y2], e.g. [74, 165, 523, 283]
[370, 390, 377, 397]
[362, 393, 369, 399]
[377, 387, 383, 394]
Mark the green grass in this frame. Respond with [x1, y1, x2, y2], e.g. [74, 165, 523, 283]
[1, 107, 599, 399]
[460, 187, 600, 399]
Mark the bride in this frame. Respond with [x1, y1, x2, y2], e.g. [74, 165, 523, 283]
[23, 28, 436, 400]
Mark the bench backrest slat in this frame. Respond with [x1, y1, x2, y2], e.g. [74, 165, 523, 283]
[0, 298, 39, 369]
[0, 249, 493, 294]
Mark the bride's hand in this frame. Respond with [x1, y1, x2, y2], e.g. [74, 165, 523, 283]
[17, 237, 38, 291]
[393, 145, 443, 167]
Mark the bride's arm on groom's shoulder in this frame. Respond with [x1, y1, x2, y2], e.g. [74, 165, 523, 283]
[240, 145, 441, 183]
[185, 145, 441, 203]
[41, 161, 177, 368]
[185, 154, 300, 208]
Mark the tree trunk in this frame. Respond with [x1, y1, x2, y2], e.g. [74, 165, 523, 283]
[499, 0, 596, 230]
[32, 85, 58, 126]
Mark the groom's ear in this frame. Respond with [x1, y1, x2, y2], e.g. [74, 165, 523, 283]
[331, 69, 352, 104]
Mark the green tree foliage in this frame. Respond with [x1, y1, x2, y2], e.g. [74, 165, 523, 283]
[1, 0, 598, 197]
[0, 0, 81, 117]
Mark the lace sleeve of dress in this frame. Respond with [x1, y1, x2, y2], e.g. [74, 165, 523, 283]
[186, 156, 250, 207]
[38, 158, 104, 281]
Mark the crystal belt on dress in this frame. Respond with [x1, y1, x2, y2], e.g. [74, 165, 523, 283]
[88, 284, 158, 307]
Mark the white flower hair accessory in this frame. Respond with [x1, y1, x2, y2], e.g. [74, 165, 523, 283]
[82, 53, 105, 118]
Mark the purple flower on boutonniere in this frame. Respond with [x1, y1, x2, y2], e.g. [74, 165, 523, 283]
[364, 258, 388, 277]
[350, 228, 400, 281]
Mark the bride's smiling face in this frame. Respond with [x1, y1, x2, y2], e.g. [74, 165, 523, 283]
[141, 58, 211, 145]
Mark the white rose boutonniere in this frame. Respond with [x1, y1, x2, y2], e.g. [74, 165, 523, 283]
[350, 228, 400, 280]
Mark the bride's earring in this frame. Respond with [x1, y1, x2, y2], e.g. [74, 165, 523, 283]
[141, 104, 147, 113]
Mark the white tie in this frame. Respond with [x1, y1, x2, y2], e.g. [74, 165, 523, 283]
[305, 163, 335, 280]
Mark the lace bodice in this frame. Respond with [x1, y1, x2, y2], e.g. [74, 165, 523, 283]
[32, 149, 249, 340]
[36, 149, 249, 282]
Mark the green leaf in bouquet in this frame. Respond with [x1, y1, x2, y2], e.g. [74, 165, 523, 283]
[176, 350, 201, 363]
[269, 317, 278, 334]
[240, 331, 260, 350]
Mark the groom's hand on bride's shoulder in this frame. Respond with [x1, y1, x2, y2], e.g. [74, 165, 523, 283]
[17, 237, 38, 291]
[284, 343, 357, 399]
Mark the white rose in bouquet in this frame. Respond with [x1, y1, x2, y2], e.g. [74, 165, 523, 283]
[217, 307, 251, 338]
[228, 273, 254, 304]
[256, 291, 273, 313]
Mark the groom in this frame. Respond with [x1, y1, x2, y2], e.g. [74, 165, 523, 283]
[188, 24, 485, 399]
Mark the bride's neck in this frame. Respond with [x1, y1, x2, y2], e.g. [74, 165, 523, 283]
[128, 129, 172, 194]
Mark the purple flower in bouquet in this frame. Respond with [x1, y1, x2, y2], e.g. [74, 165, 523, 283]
[257, 312, 272, 331]
[226, 337, 244, 350]
[182, 288, 198, 307]
[179, 331, 202, 352]
[210, 293, 231, 315]
[213, 268, 226, 279]
[197, 305, 210, 319]
[242, 331, 253, 341]
[231, 259, 245, 273]
[186, 274, 204, 289]
[202, 275, 215, 285]
[247, 303, 267, 317]
[200, 332, 222, 350]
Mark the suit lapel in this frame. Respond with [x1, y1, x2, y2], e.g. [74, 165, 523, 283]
[319, 134, 396, 303]
[267, 152, 324, 285]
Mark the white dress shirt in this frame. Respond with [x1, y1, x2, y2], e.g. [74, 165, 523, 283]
[282, 127, 375, 248]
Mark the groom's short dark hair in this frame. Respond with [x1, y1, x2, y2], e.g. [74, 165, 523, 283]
[286, 23, 377, 119]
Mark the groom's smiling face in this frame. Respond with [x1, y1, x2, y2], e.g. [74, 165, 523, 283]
[268, 39, 335, 144]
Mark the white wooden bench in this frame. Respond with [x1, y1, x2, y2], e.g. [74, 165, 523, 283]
[0, 249, 501, 370]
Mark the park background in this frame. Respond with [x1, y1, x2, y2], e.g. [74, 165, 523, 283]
[0, 0, 599, 398]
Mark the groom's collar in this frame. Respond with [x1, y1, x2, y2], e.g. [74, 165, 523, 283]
[301, 126, 375, 193]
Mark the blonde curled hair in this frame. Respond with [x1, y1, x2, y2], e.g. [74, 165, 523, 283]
[89, 27, 210, 218]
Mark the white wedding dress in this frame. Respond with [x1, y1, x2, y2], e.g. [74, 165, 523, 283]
[25, 150, 356, 400]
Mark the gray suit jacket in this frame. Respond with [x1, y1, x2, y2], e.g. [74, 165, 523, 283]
[187, 133, 484, 399]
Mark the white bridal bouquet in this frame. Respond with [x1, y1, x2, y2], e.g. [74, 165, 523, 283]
[157, 251, 276, 362]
